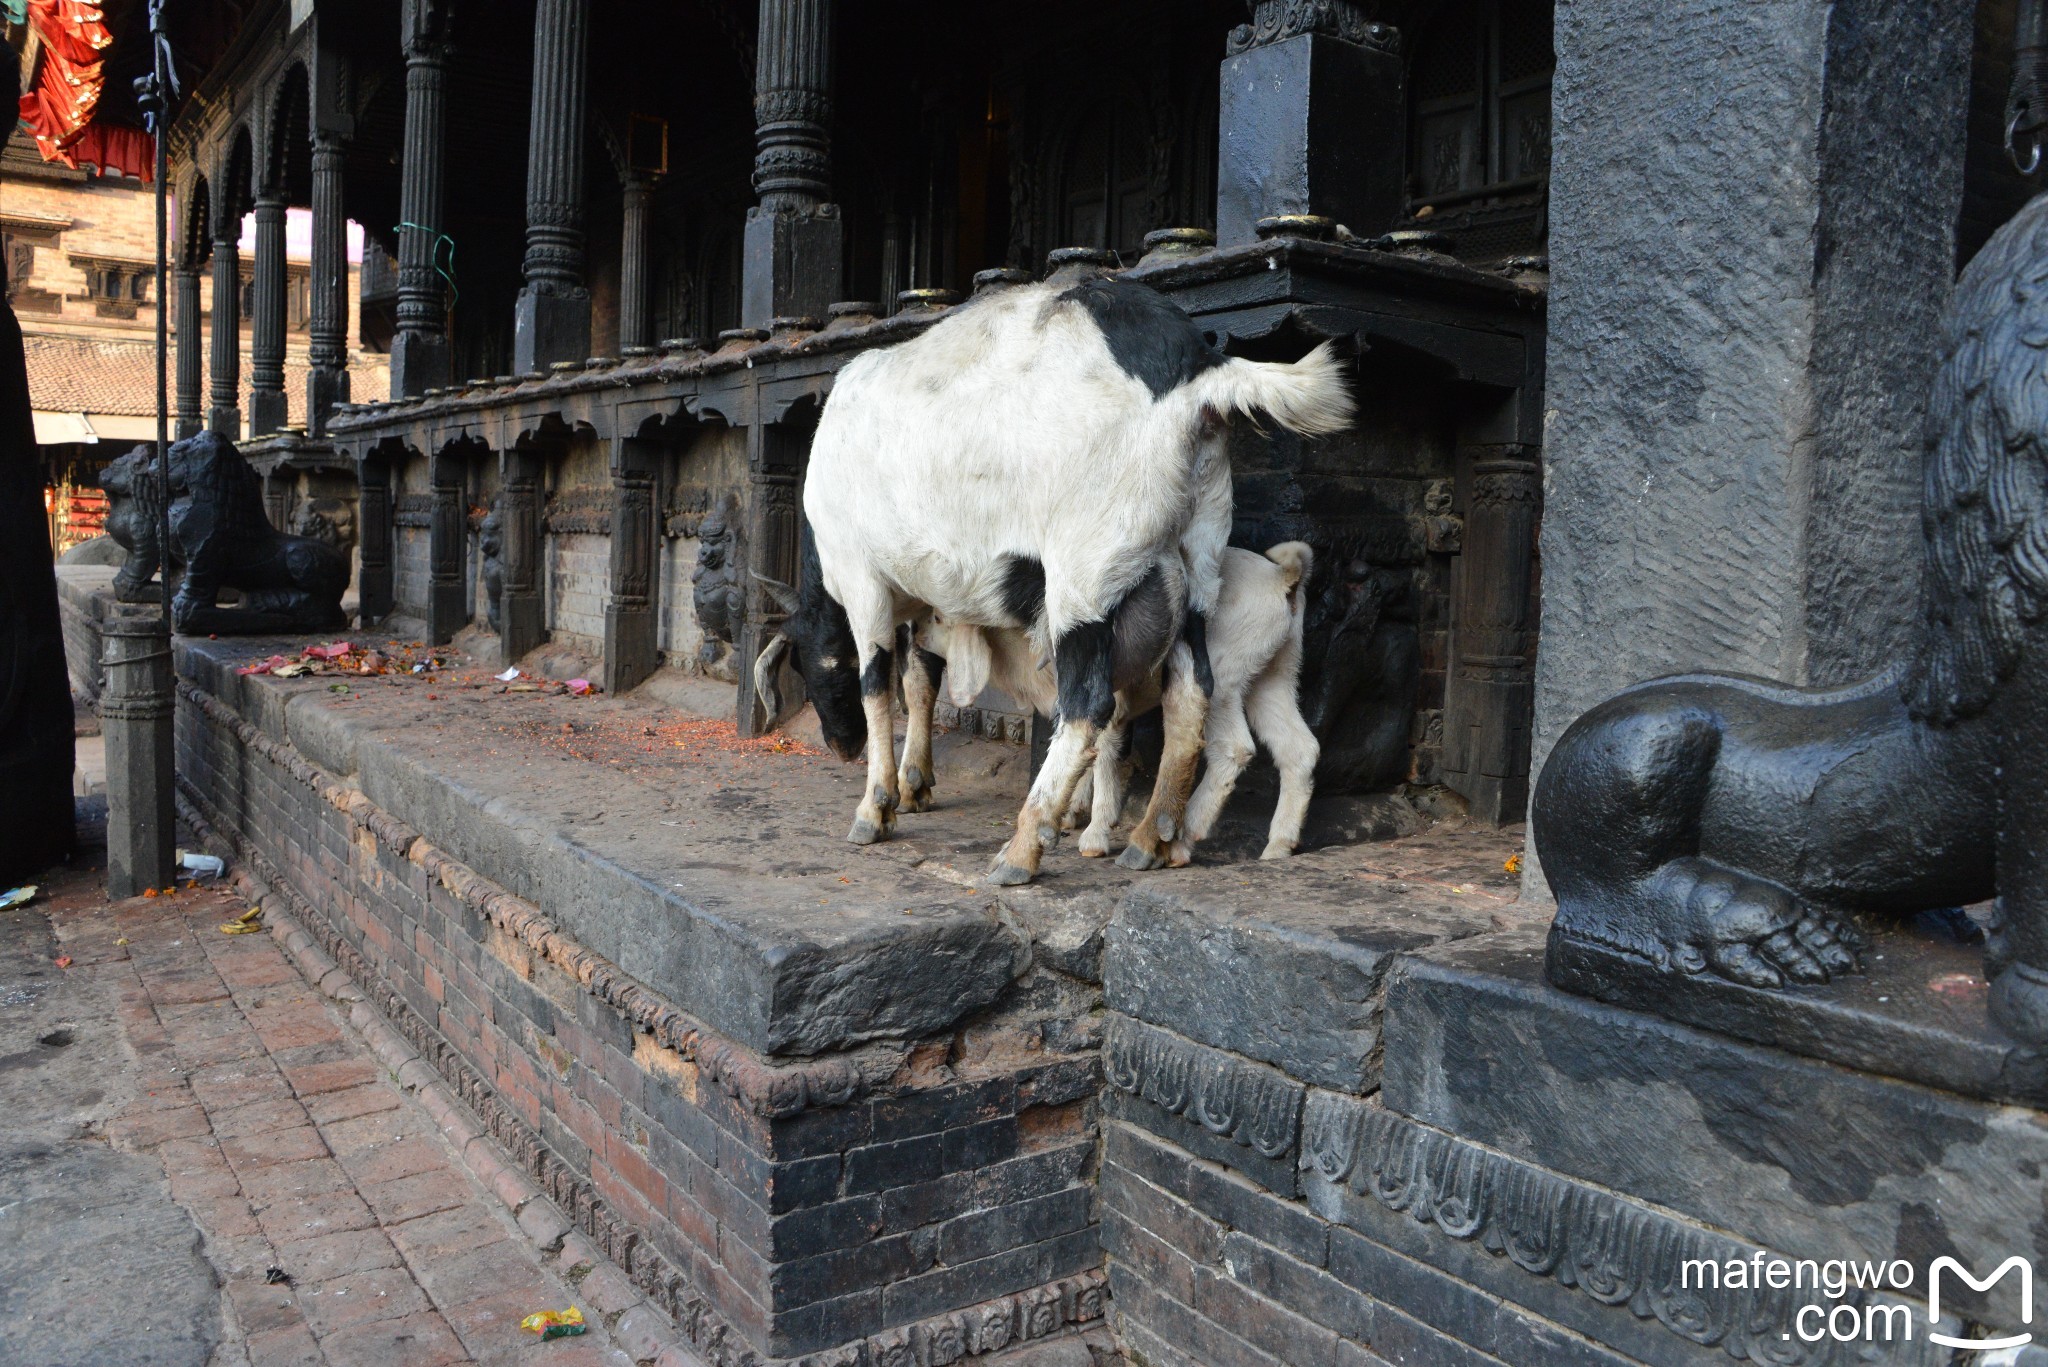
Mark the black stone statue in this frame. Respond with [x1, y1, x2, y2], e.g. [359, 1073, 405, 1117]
[1533, 192, 2048, 1047]
[0, 48, 76, 881]
[478, 502, 504, 634]
[100, 434, 349, 636]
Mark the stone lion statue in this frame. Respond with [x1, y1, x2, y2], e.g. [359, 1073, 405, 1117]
[1533, 193, 2048, 1046]
[98, 433, 349, 635]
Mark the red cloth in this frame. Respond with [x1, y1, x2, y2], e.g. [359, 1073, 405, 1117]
[15, 0, 145, 180]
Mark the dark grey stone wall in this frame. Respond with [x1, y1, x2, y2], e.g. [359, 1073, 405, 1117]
[1531, 0, 1973, 882]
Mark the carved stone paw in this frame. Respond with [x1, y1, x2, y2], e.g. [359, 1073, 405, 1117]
[1663, 859, 1860, 988]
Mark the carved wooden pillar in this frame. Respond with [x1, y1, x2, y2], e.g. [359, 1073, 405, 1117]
[604, 439, 660, 694]
[357, 457, 395, 624]
[1442, 445, 1541, 824]
[207, 217, 242, 436]
[173, 265, 203, 439]
[618, 173, 655, 352]
[307, 133, 351, 433]
[1216, 0, 1406, 246]
[738, 420, 805, 735]
[428, 450, 467, 645]
[249, 191, 289, 436]
[742, 0, 841, 324]
[499, 448, 546, 666]
[513, 0, 593, 372]
[392, 0, 451, 398]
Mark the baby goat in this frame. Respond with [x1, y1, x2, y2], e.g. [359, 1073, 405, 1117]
[923, 543, 1319, 864]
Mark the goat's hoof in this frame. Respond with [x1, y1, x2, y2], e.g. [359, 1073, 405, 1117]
[1166, 840, 1194, 868]
[898, 767, 933, 812]
[988, 859, 1035, 887]
[1154, 814, 1179, 841]
[847, 814, 892, 845]
[1078, 831, 1113, 858]
[1116, 842, 1168, 872]
[1259, 840, 1297, 861]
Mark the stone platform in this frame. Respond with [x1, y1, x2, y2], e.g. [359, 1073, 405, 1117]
[169, 631, 1523, 1367]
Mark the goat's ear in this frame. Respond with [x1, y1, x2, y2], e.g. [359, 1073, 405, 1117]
[754, 631, 791, 721]
[753, 571, 800, 616]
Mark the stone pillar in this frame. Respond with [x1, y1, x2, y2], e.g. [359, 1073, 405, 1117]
[307, 134, 351, 434]
[499, 448, 546, 665]
[512, 0, 593, 372]
[428, 450, 466, 645]
[357, 457, 395, 624]
[737, 420, 803, 735]
[618, 174, 655, 352]
[263, 470, 295, 532]
[248, 192, 289, 437]
[207, 220, 241, 436]
[742, 0, 842, 325]
[102, 616, 175, 900]
[604, 439, 659, 694]
[1216, 0, 1406, 247]
[1443, 445, 1541, 825]
[1527, 0, 1973, 888]
[391, 1, 451, 398]
[173, 266, 203, 439]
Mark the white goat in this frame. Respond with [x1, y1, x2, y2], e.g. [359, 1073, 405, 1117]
[925, 543, 1319, 864]
[762, 277, 1351, 885]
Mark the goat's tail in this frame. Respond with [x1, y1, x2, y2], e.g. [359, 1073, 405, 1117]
[1264, 542, 1314, 619]
[1190, 341, 1354, 437]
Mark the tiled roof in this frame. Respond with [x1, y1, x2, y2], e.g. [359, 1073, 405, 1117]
[22, 332, 387, 429]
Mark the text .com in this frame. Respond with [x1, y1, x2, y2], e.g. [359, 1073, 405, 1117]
[1682, 1254, 2033, 1350]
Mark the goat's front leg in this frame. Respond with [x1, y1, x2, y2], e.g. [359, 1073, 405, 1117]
[848, 637, 901, 845]
[1078, 708, 1132, 857]
[1119, 641, 1208, 870]
[897, 627, 944, 813]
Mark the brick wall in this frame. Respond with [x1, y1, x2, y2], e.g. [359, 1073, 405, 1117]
[548, 530, 609, 648]
[172, 670, 1111, 1367]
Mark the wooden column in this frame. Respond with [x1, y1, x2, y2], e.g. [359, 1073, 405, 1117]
[499, 448, 546, 666]
[356, 457, 395, 625]
[742, 0, 841, 324]
[391, 0, 451, 397]
[248, 191, 289, 436]
[512, 0, 593, 372]
[604, 438, 660, 694]
[307, 133, 350, 433]
[173, 265, 203, 439]
[618, 173, 655, 352]
[738, 419, 804, 735]
[428, 449, 467, 645]
[207, 216, 242, 436]
[1442, 444, 1541, 824]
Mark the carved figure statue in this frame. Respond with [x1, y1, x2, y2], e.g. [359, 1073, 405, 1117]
[290, 497, 357, 562]
[1299, 553, 1418, 792]
[691, 494, 743, 666]
[1533, 192, 2048, 1045]
[478, 502, 504, 633]
[100, 445, 170, 602]
[99, 433, 349, 635]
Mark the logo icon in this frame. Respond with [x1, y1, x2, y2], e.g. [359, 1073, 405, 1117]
[1927, 1256, 2033, 1351]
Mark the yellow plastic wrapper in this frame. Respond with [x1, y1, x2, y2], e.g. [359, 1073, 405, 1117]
[219, 906, 265, 935]
[519, 1307, 587, 1340]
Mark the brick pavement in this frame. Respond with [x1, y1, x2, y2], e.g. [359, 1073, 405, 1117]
[41, 866, 659, 1367]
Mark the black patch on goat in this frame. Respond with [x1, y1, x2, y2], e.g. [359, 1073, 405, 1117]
[1054, 620, 1117, 728]
[861, 644, 896, 697]
[915, 645, 947, 693]
[1180, 609, 1215, 697]
[1060, 278, 1224, 399]
[786, 522, 866, 758]
[998, 555, 1046, 626]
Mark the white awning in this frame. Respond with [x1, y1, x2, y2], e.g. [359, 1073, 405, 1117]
[32, 411, 163, 446]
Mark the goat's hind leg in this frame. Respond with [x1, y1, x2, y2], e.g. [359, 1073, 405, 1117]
[1246, 670, 1318, 859]
[1118, 641, 1207, 870]
[848, 635, 902, 845]
[992, 618, 1113, 885]
[897, 625, 943, 813]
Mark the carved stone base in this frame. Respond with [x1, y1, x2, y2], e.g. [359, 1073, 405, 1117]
[742, 205, 843, 327]
[513, 284, 592, 374]
[1545, 916, 2048, 1107]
